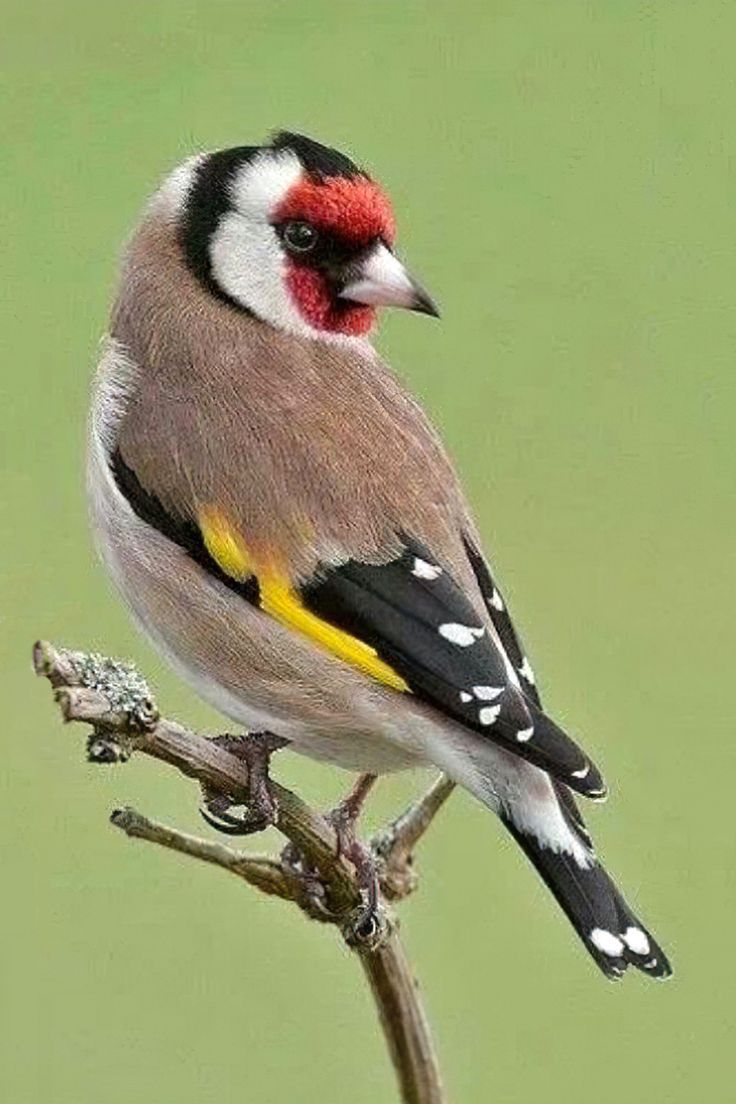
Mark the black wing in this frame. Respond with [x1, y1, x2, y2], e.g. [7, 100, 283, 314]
[463, 535, 541, 705]
[301, 536, 606, 799]
[463, 533, 602, 836]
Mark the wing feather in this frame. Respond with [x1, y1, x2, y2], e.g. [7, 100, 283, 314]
[110, 448, 605, 799]
[302, 537, 606, 799]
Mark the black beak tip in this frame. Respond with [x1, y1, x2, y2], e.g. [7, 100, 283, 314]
[412, 290, 441, 319]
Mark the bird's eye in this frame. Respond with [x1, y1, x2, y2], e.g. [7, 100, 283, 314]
[282, 221, 319, 254]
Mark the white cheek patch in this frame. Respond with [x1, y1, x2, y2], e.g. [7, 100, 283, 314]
[207, 150, 370, 344]
[209, 210, 302, 329]
[208, 150, 312, 337]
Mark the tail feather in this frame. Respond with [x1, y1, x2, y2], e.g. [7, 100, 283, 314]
[459, 538, 670, 978]
[502, 785, 672, 981]
[430, 725, 672, 981]
[523, 708, 608, 802]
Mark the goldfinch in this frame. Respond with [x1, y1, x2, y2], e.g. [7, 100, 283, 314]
[88, 131, 671, 980]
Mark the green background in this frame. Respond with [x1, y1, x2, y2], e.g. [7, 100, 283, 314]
[2, 2, 733, 1101]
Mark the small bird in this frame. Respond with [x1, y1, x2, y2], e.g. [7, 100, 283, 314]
[88, 131, 671, 980]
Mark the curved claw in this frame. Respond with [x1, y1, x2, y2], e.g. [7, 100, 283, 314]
[198, 799, 272, 836]
[342, 898, 391, 950]
[198, 730, 286, 837]
[344, 838, 380, 935]
[323, 774, 382, 934]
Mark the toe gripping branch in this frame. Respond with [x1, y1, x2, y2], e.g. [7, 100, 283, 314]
[199, 733, 289, 835]
[198, 751, 438, 948]
[195, 733, 385, 945]
[34, 641, 454, 955]
[326, 774, 382, 941]
[202, 759, 386, 946]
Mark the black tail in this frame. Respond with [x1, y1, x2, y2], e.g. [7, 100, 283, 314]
[502, 784, 672, 981]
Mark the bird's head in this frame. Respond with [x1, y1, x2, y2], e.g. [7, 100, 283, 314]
[168, 131, 438, 340]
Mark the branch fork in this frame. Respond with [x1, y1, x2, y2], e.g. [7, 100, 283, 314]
[33, 639, 453, 1104]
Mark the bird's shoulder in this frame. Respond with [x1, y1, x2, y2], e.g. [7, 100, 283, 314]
[110, 307, 468, 577]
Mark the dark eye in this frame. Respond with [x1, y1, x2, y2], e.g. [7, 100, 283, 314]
[282, 221, 319, 254]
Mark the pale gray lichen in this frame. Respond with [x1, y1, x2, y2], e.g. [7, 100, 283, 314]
[68, 650, 158, 728]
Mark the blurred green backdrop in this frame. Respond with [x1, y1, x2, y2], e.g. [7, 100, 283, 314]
[2, 2, 734, 1101]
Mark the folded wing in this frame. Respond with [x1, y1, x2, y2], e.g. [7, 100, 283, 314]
[109, 449, 605, 801]
[300, 536, 606, 800]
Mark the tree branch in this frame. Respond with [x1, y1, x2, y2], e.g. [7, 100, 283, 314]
[110, 806, 306, 907]
[33, 640, 450, 1103]
[360, 938, 446, 1104]
[373, 775, 456, 900]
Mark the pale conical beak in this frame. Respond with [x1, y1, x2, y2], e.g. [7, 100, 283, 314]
[338, 242, 440, 317]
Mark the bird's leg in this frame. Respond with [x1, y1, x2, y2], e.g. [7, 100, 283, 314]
[277, 774, 382, 933]
[328, 773, 378, 859]
[327, 774, 381, 933]
[199, 732, 289, 836]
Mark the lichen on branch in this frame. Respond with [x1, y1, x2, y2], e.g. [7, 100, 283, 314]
[33, 639, 451, 1104]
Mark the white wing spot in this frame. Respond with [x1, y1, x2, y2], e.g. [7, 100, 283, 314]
[438, 623, 486, 647]
[516, 726, 534, 742]
[643, 958, 659, 970]
[412, 557, 442, 580]
[459, 691, 473, 703]
[590, 928, 625, 957]
[571, 762, 590, 779]
[623, 927, 650, 956]
[519, 656, 536, 685]
[490, 588, 504, 611]
[472, 685, 504, 701]
[478, 705, 502, 726]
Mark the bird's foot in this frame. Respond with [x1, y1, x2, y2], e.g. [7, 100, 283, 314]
[326, 774, 381, 938]
[199, 731, 289, 836]
[339, 836, 382, 942]
[280, 834, 384, 942]
[278, 774, 388, 945]
[279, 841, 332, 920]
[327, 773, 377, 857]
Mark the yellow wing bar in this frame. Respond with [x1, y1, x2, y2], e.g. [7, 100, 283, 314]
[199, 507, 409, 693]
